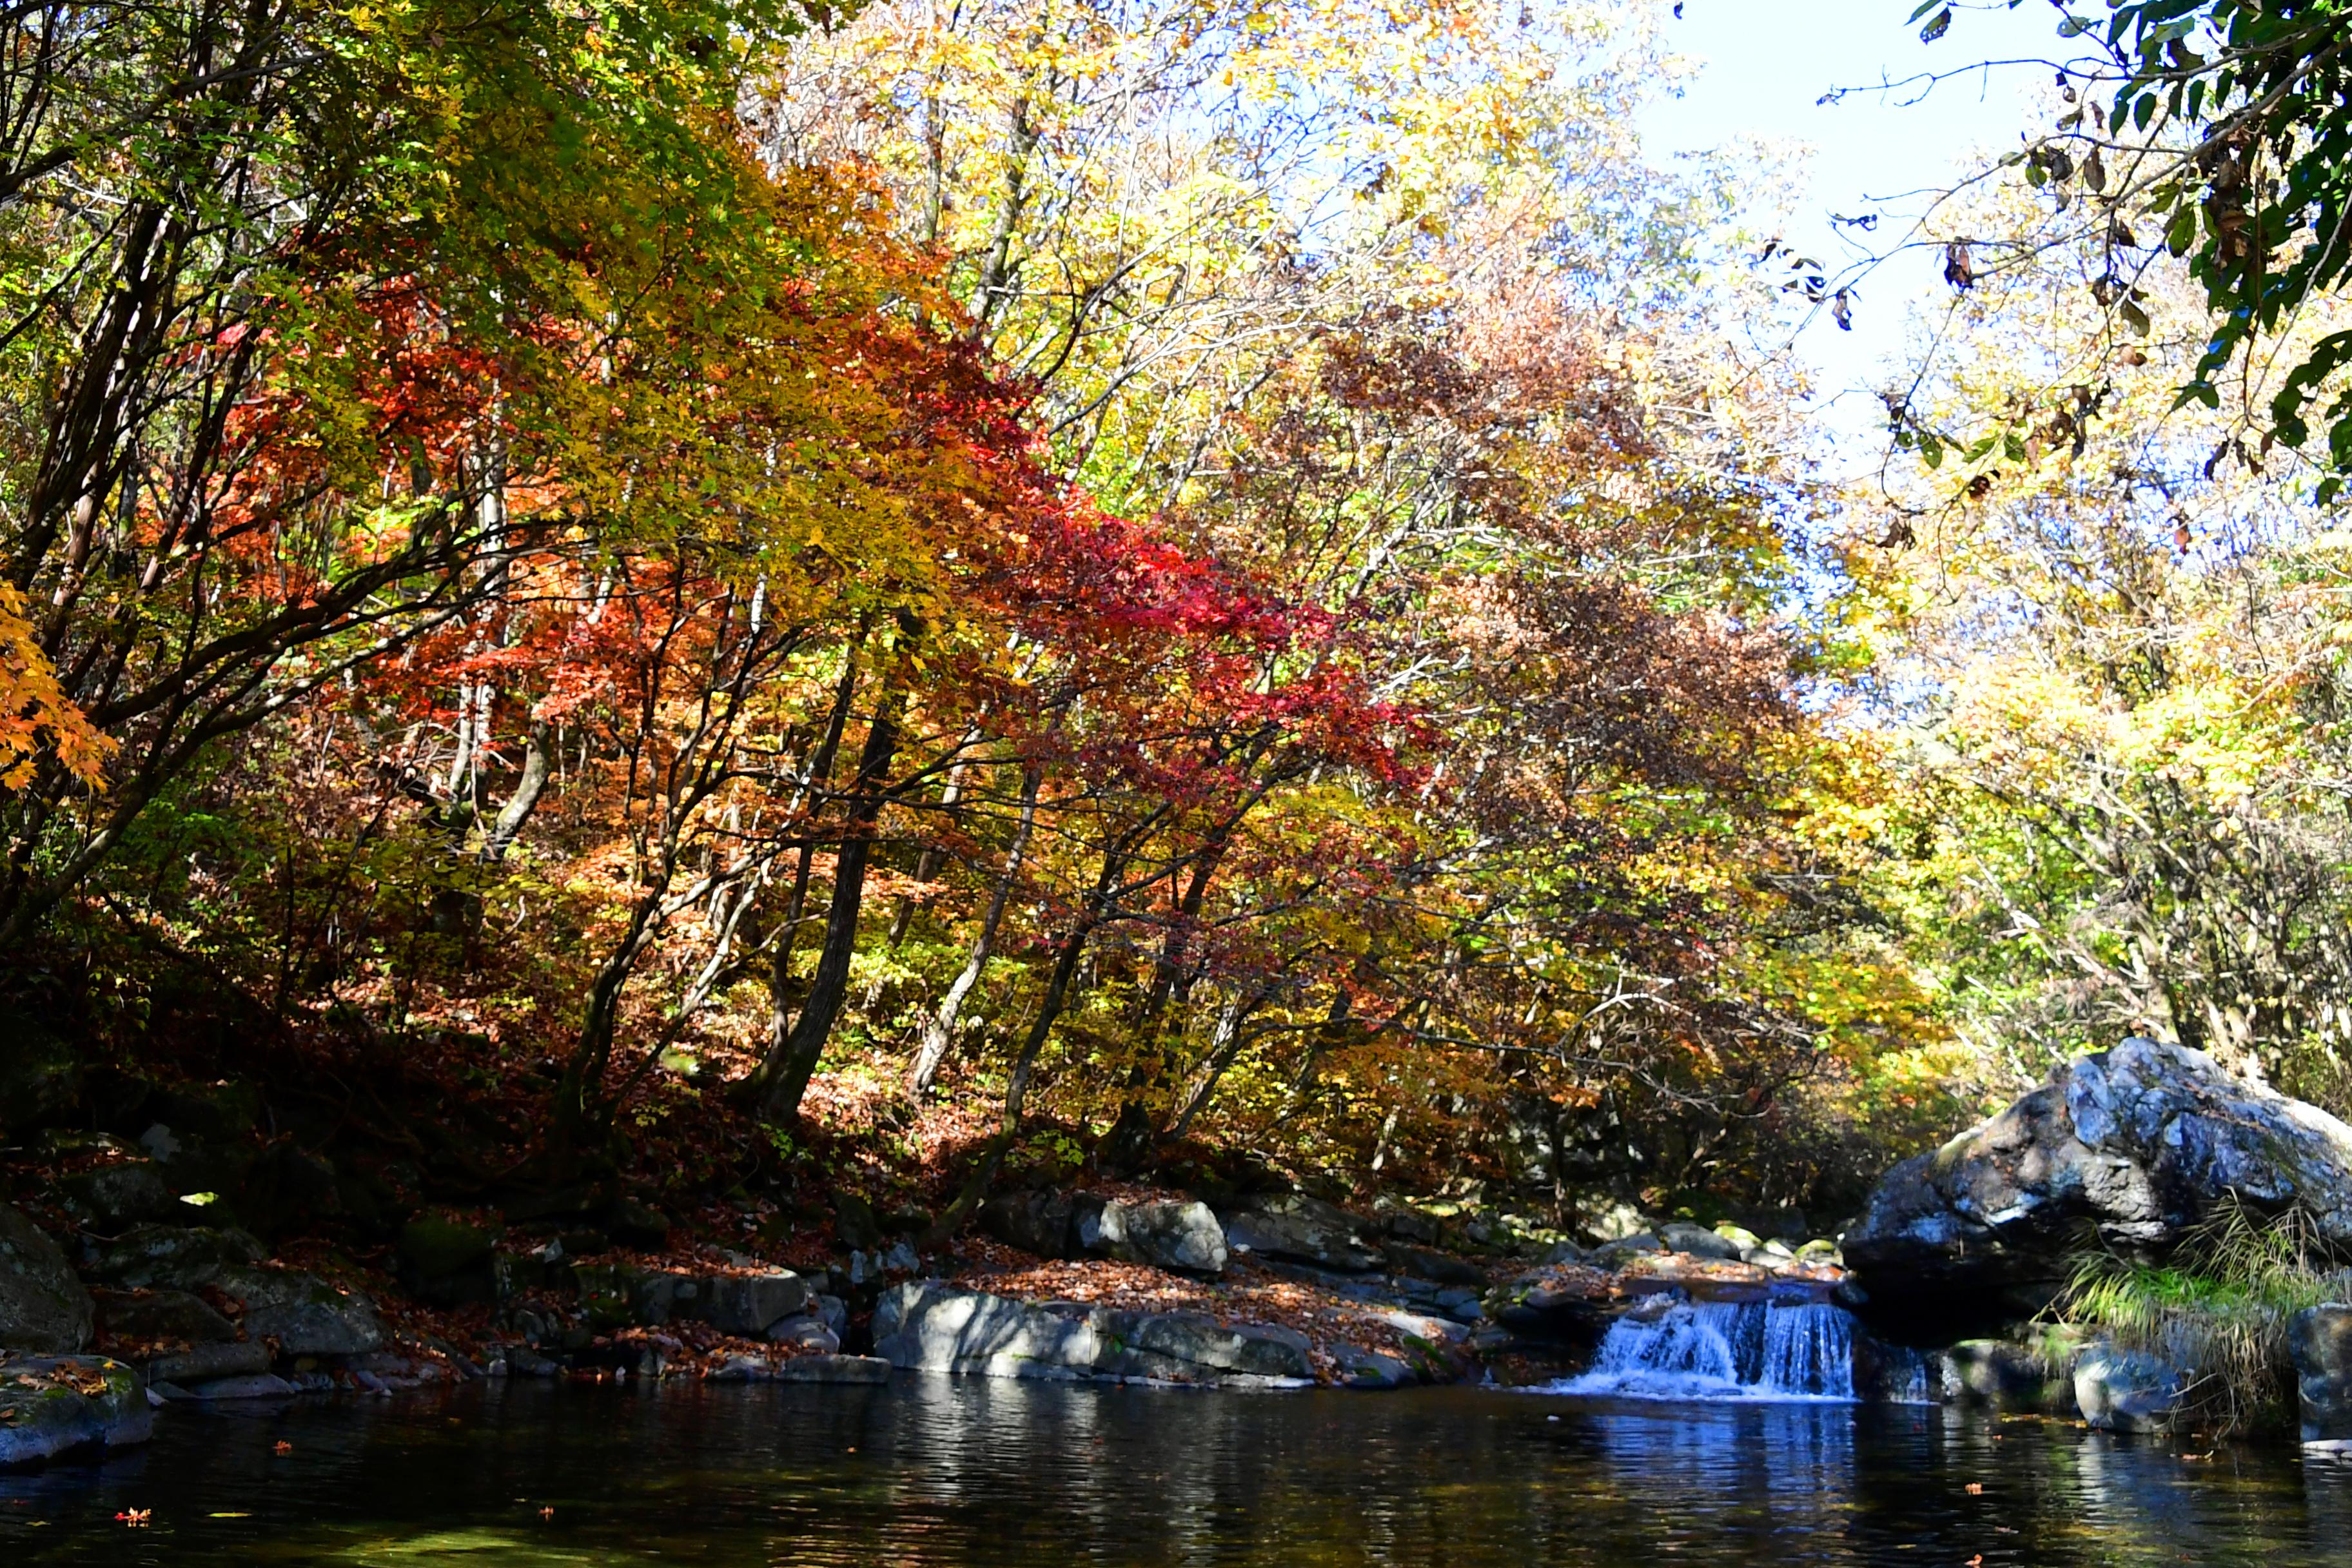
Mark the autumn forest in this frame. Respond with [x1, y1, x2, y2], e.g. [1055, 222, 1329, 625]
[8, 0, 2352, 1293]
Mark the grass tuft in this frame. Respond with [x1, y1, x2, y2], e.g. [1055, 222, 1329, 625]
[2053, 1197, 2352, 1436]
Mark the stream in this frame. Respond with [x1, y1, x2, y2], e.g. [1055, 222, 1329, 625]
[5, 1373, 2352, 1568]
[5, 1377, 2350, 1564]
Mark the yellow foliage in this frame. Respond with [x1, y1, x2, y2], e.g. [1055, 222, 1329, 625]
[0, 584, 111, 792]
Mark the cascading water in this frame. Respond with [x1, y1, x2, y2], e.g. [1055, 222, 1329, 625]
[1551, 1298, 1860, 1402]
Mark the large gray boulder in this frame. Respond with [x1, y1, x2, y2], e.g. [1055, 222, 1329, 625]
[1079, 1199, 1228, 1276]
[0, 1206, 92, 1353]
[872, 1282, 1110, 1380]
[1220, 1193, 1382, 1272]
[210, 1266, 384, 1356]
[980, 1190, 1228, 1275]
[644, 1270, 810, 1337]
[871, 1282, 1315, 1384]
[1845, 1037, 2352, 1315]
[77, 1222, 377, 1357]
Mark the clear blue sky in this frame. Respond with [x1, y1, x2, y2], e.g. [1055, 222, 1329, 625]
[1636, 0, 2072, 456]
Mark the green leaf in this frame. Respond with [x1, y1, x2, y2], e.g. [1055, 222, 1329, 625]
[2166, 205, 2197, 255]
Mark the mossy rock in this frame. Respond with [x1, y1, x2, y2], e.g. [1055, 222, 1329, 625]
[0, 1356, 150, 1469]
[400, 1215, 504, 1280]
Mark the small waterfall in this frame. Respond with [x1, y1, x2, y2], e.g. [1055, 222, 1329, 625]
[1552, 1299, 1858, 1402]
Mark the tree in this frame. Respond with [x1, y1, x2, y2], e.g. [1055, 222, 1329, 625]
[1917, 1, 2352, 493]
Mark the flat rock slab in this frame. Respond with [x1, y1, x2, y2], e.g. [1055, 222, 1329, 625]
[0, 1355, 151, 1469]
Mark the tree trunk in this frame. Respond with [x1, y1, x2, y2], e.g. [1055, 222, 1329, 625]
[926, 896, 1101, 1242]
[907, 762, 1039, 1095]
[754, 679, 906, 1122]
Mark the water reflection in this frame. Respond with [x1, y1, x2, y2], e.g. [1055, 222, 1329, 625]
[1, 1378, 2346, 1565]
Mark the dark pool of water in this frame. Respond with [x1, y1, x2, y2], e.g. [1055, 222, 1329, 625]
[5, 1378, 2350, 1565]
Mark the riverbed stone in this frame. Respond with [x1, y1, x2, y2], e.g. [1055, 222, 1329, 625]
[1941, 1330, 2090, 1415]
[1592, 1233, 1665, 1269]
[1657, 1222, 1744, 1261]
[1485, 1262, 1615, 1344]
[1847, 1037, 2352, 1319]
[2072, 1341, 2179, 1432]
[1220, 1194, 1382, 1272]
[981, 1190, 1084, 1257]
[984, 1191, 1228, 1275]
[1112, 1312, 1314, 1380]
[0, 1355, 150, 1469]
[631, 1269, 810, 1335]
[144, 1340, 271, 1384]
[179, 1372, 300, 1400]
[0, 1207, 92, 1354]
[57, 1161, 184, 1230]
[1331, 1342, 1415, 1388]
[210, 1265, 384, 1355]
[774, 1353, 890, 1384]
[692, 1272, 812, 1336]
[92, 1286, 237, 1346]
[1384, 1243, 1488, 1287]
[2289, 1304, 2352, 1444]
[767, 1315, 841, 1353]
[86, 1223, 267, 1291]
[1081, 1199, 1228, 1276]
